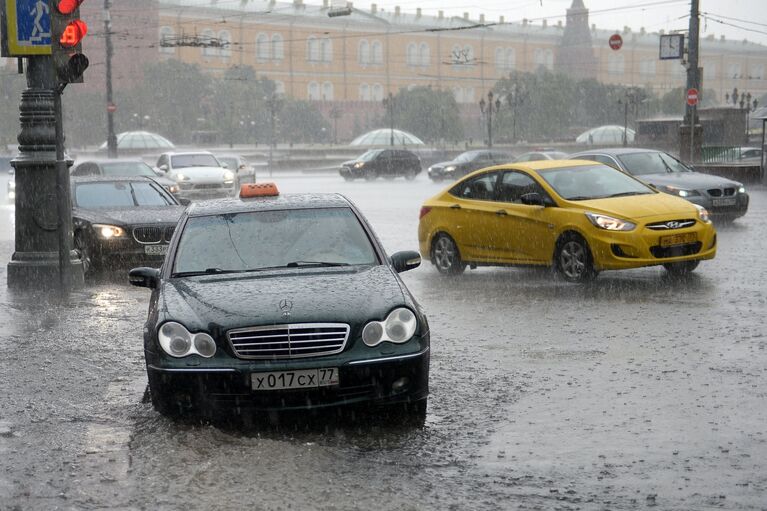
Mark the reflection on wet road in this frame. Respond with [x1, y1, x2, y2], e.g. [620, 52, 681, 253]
[0, 173, 765, 509]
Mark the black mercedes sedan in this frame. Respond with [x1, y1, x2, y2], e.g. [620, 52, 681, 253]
[129, 184, 429, 421]
[71, 176, 187, 274]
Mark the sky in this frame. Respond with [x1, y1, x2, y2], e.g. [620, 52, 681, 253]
[328, 0, 767, 46]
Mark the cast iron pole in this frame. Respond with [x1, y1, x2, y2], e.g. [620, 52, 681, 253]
[105, 0, 117, 158]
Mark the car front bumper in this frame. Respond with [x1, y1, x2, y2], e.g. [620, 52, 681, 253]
[686, 192, 749, 220]
[145, 343, 430, 412]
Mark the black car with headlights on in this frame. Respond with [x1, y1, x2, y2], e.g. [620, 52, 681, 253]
[339, 149, 421, 180]
[129, 183, 429, 420]
[427, 150, 514, 181]
[71, 176, 187, 274]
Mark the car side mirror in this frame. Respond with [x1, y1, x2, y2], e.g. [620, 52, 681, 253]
[158, 164, 168, 172]
[128, 267, 160, 289]
[178, 198, 191, 206]
[390, 251, 421, 273]
[221, 162, 229, 169]
[520, 192, 545, 206]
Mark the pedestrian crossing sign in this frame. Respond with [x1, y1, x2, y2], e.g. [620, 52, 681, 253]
[2, 0, 53, 56]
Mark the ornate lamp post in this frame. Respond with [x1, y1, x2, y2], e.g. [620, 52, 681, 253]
[479, 91, 501, 148]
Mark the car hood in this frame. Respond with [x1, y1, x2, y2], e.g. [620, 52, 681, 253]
[573, 192, 698, 219]
[159, 265, 406, 331]
[636, 171, 741, 189]
[430, 161, 459, 169]
[73, 206, 185, 226]
[170, 166, 229, 181]
[341, 159, 358, 166]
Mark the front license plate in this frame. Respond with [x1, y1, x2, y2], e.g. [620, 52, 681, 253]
[660, 232, 697, 247]
[712, 197, 736, 207]
[251, 368, 339, 391]
[144, 244, 168, 255]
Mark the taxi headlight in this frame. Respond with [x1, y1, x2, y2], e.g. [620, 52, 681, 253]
[223, 170, 235, 183]
[93, 224, 126, 239]
[362, 307, 417, 347]
[158, 322, 216, 358]
[354, 162, 365, 168]
[694, 204, 711, 223]
[585, 212, 635, 231]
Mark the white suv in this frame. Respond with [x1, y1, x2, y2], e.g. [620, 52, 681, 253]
[156, 151, 236, 201]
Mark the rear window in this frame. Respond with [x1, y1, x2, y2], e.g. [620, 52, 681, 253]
[100, 162, 156, 177]
[75, 182, 175, 208]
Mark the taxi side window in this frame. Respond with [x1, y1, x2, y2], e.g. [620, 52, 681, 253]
[449, 172, 499, 201]
[497, 171, 545, 204]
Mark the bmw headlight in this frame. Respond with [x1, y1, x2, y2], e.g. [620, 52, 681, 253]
[93, 224, 126, 239]
[223, 170, 235, 183]
[660, 185, 700, 198]
[694, 204, 711, 223]
[445, 165, 456, 172]
[362, 308, 418, 347]
[738, 186, 746, 194]
[354, 162, 365, 169]
[585, 212, 635, 231]
[158, 322, 217, 358]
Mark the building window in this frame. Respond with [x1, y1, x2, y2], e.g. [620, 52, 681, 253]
[452, 86, 463, 103]
[703, 63, 716, 80]
[201, 29, 217, 57]
[218, 30, 231, 58]
[272, 34, 284, 60]
[406, 43, 417, 66]
[159, 26, 174, 54]
[321, 37, 332, 62]
[256, 33, 270, 61]
[750, 64, 764, 80]
[419, 43, 430, 67]
[639, 59, 656, 76]
[358, 40, 370, 65]
[608, 54, 625, 75]
[544, 49, 553, 70]
[372, 83, 384, 101]
[274, 80, 285, 95]
[495, 47, 515, 71]
[308, 81, 320, 100]
[359, 83, 370, 101]
[307, 36, 320, 62]
[727, 62, 742, 79]
[371, 40, 383, 64]
[322, 82, 334, 101]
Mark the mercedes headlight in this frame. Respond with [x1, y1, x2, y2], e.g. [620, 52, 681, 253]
[354, 162, 365, 168]
[93, 224, 126, 239]
[694, 204, 711, 223]
[223, 170, 235, 183]
[158, 322, 217, 358]
[585, 212, 635, 231]
[362, 308, 418, 347]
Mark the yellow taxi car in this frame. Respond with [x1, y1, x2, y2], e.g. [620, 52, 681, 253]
[418, 160, 717, 283]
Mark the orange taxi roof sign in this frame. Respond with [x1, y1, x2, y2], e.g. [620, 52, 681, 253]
[240, 182, 279, 198]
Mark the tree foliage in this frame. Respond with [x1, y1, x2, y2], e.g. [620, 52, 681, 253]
[388, 86, 464, 144]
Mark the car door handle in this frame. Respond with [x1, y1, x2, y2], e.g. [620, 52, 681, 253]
[450, 204, 461, 209]
[495, 209, 508, 216]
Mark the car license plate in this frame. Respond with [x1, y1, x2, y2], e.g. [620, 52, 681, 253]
[251, 368, 339, 391]
[659, 232, 697, 247]
[712, 197, 736, 207]
[144, 244, 168, 255]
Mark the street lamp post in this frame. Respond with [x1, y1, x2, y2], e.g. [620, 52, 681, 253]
[479, 91, 501, 148]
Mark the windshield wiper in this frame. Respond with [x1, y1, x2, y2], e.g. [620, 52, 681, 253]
[564, 196, 593, 201]
[285, 261, 350, 268]
[607, 191, 649, 198]
[172, 267, 240, 277]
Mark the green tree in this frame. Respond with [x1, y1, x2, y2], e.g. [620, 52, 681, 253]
[389, 86, 464, 144]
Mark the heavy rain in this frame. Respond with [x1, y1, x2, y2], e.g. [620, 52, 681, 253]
[1, 0, 766, 509]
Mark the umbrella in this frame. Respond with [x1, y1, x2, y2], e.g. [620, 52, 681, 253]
[350, 129, 425, 146]
[576, 125, 635, 145]
[99, 131, 175, 150]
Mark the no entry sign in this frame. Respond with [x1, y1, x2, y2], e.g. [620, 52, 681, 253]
[686, 88, 699, 106]
[107, 103, 117, 113]
[609, 33, 623, 51]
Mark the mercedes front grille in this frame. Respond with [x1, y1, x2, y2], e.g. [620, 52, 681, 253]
[227, 323, 350, 359]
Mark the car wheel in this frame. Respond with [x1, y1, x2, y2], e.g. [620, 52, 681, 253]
[74, 232, 93, 275]
[364, 170, 378, 181]
[405, 168, 418, 180]
[341, 174, 353, 182]
[555, 234, 597, 283]
[432, 233, 466, 275]
[663, 260, 699, 275]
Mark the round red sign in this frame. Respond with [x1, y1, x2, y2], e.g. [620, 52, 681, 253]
[107, 103, 117, 113]
[609, 33, 623, 51]
[686, 88, 699, 106]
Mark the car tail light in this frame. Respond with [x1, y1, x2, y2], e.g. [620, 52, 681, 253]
[419, 206, 431, 219]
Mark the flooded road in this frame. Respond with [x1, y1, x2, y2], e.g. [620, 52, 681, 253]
[1, 173, 765, 510]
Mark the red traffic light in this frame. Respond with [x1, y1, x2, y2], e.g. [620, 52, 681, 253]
[55, 0, 85, 15]
[59, 20, 88, 48]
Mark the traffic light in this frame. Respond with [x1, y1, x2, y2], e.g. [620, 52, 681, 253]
[51, 0, 89, 84]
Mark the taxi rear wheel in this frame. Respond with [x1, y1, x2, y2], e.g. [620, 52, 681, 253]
[555, 234, 597, 283]
[432, 233, 465, 275]
[663, 260, 699, 275]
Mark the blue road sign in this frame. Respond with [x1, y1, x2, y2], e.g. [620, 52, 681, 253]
[3, 0, 52, 56]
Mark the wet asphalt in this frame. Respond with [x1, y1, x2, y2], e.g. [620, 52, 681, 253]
[0, 171, 766, 510]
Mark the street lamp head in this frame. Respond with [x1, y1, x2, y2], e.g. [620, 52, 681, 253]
[494, 98, 501, 111]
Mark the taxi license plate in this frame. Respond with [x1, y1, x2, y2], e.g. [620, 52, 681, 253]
[144, 244, 168, 255]
[251, 368, 339, 391]
[659, 232, 697, 247]
[712, 197, 736, 207]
